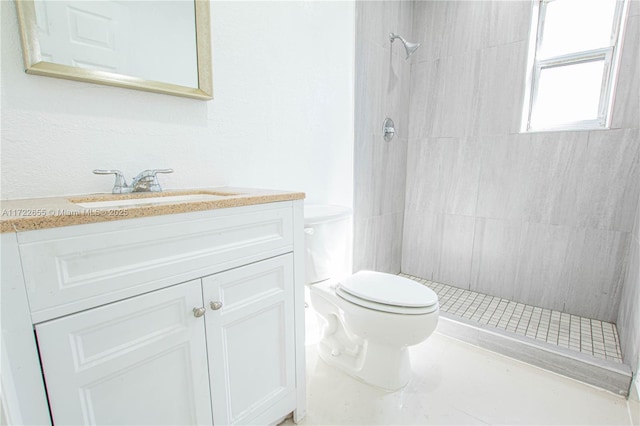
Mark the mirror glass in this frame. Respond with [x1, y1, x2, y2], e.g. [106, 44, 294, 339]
[16, 0, 213, 100]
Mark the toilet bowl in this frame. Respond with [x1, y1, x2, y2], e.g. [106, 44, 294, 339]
[304, 205, 439, 391]
[310, 271, 439, 390]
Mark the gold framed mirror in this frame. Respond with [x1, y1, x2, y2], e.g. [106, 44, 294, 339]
[14, 0, 213, 100]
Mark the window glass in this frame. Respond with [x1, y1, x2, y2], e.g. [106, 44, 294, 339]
[523, 0, 628, 131]
[530, 59, 605, 129]
[539, 0, 618, 58]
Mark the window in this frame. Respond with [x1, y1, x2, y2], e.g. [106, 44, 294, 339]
[522, 0, 629, 131]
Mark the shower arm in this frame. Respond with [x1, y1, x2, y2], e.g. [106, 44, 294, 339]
[389, 32, 421, 59]
[389, 33, 407, 44]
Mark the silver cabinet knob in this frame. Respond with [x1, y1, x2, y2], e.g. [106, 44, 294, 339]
[193, 307, 206, 318]
[210, 301, 223, 310]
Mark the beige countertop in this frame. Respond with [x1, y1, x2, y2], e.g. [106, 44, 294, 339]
[0, 187, 305, 233]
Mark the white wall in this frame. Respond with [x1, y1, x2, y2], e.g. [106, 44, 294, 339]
[0, 1, 355, 208]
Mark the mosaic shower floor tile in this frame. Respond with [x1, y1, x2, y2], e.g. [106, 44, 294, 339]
[400, 274, 623, 363]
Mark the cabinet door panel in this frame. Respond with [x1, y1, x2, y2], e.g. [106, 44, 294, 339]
[203, 255, 296, 425]
[35, 280, 212, 425]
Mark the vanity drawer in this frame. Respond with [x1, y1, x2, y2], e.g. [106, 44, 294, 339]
[18, 203, 294, 323]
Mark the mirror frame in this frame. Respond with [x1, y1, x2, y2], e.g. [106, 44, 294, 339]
[15, 0, 213, 100]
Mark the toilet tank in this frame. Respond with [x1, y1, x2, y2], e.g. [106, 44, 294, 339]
[304, 204, 352, 284]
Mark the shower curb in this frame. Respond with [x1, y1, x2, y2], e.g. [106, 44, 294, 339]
[436, 311, 633, 397]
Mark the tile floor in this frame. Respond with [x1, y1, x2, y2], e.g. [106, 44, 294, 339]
[291, 306, 635, 425]
[400, 274, 623, 363]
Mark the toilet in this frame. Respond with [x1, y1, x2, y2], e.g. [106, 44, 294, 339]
[304, 204, 439, 391]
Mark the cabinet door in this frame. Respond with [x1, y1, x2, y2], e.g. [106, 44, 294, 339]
[203, 255, 296, 425]
[35, 280, 213, 425]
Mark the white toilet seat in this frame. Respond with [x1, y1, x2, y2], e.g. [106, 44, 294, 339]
[336, 287, 439, 315]
[335, 270, 439, 315]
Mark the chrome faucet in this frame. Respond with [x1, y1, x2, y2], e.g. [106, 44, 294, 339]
[93, 169, 174, 194]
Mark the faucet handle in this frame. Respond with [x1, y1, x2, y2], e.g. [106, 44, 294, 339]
[93, 169, 123, 176]
[131, 169, 173, 192]
[93, 169, 129, 194]
[153, 169, 174, 174]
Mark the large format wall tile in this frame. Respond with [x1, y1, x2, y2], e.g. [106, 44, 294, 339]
[412, 0, 531, 64]
[476, 133, 536, 221]
[373, 137, 408, 216]
[439, 1, 491, 58]
[562, 228, 630, 322]
[512, 222, 574, 312]
[615, 54, 640, 366]
[406, 137, 458, 212]
[470, 217, 523, 299]
[408, 59, 440, 139]
[355, 40, 387, 138]
[442, 137, 482, 216]
[617, 221, 639, 368]
[576, 129, 640, 232]
[354, 212, 405, 274]
[374, 212, 404, 274]
[485, 0, 532, 47]
[405, 137, 481, 216]
[524, 131, 589, 227]
[429, 52, 480, 138]
[357, 0, 413, 50]
[354, 1, 412, 274]
[611, 16, 639, 130]
[354, 133, 375, 221]
[355, 1, 386, 49]
[473, 129, 640, 232]
[403, 137, 430, 211]
[432, 213, 476, 288]
[353, 217, 376, 273]
[385, 0, 414, 53]
[401, 208, 439, 280]
[474, 41, 527, 136]
[411, 1, 448, 63]
[354, 39, 386, 221]
[511, 224, 628, 322]
[383, 44, 412, 142]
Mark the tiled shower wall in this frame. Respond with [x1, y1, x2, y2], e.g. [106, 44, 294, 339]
[353, 2, 413, 273]
[402, 1, 640, 323]
[618, 181, 640, 385]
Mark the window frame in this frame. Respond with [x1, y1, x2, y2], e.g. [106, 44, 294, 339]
[521, 0, 630, 132]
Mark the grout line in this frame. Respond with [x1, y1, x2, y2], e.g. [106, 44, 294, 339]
[459, 291, 480, 318]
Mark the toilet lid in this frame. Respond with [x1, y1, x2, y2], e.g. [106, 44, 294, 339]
[337, 271, 438, 310]
[336, 287, 439, 315]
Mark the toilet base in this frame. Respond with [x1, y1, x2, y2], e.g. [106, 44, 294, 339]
[309, 278, 438, 392]
[316, 316, 412, 391]
[356, 342, 412, 390]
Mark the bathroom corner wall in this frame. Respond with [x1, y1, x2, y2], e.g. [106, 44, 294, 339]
[403, 1, 640, 323]
[353, 1, 413, 273]
[618, 179, 640, 393]
[617, 5, 640, 384]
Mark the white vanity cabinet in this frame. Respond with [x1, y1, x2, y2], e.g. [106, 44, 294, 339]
[1, 200, 306, 426]
[35, 279, 214, 425]
[205, 255, 296, 425]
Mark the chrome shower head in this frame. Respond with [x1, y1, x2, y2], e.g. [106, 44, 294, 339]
[389, 33, 421, 59]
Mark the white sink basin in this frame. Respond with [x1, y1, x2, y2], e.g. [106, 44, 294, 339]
[72, 192, 239, 209]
